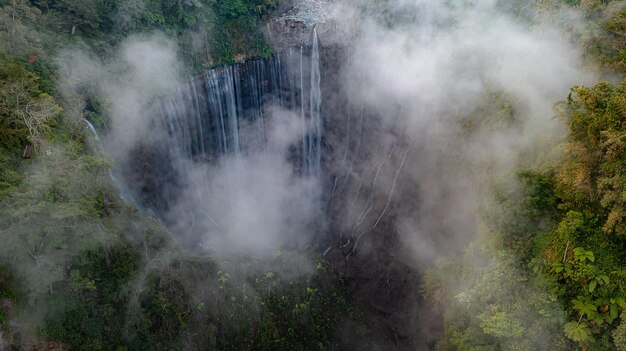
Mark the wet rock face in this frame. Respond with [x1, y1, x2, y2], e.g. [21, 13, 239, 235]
[121, 20, 440, 347]
[120, 39, 326, 255]
[318, 48, 441, 350]
[265, 0, 353, 50]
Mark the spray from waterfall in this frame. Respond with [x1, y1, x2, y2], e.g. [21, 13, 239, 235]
[159, 32, 322, 177]
[127, 29, 325, 254]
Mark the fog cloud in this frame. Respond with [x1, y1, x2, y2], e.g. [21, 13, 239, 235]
[168, 108, 321, 256]
[335, 0, 593, 263]
[59, 34, 182, 156]
[59, 35, 321, 258]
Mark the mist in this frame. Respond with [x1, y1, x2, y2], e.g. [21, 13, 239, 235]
[166, 107, 321, 256]
[50, 0, 602, 348]
[330, 0, 593, 263]
[59, 34, 323, 259]
[58, 34, 183, 157]
[56, 1, 594, 261]
[295, 1, 598, 348]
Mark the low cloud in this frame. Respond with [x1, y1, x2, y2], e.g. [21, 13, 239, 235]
[335, 0, 593, 262]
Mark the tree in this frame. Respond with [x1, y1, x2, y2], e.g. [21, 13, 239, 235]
[0, 59, 61, 146]
[0, 0, 44, 58]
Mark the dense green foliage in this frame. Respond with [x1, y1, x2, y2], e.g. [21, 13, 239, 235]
[420, 2, 626, 350]
[0, 0, 369, 349]
[423, 1, 626, 347]
[424, 86, 626, 350]
[36, 250, 361, 350]
[6, 0, 626, 349]
[0, 0, 278, 70]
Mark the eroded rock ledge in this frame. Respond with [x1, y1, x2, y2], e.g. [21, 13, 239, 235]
[265, 0, 353, 49]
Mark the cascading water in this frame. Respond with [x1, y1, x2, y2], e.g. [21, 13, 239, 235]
[125, 30, 324, 251]
[158, 31, 322, 178]
[83, 119, 142, 210]
[307, 27, 322, 178]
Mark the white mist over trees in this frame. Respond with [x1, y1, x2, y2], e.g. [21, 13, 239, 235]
[2, 0, 626, 349]
[339, 0, 592, 262]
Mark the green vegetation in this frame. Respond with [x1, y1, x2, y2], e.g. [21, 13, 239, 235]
[423, 2, 626, 350]
[7, 0, 626, 349]
[0, 0, 368, 349]
[36, 250, 360, 350]
[424, 86, 626, 350]
[0, 0, 279, 70]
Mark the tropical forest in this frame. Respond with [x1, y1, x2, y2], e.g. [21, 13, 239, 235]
[3, 0, 626, 350]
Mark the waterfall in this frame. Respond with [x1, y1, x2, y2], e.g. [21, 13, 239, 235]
[84, 118, 101, 144]
[127, 30, 324, 249]
[158, 33, 322, 178]
[308, 27, 322, 178]
[83, 119, 142, 210]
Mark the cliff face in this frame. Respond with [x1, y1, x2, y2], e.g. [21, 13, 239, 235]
[318, 47, 441, 350]
[117, 4, 440, 347]
[265, 0, 353, 50]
